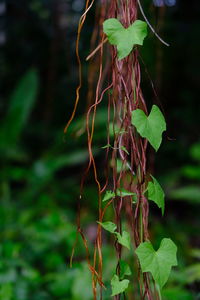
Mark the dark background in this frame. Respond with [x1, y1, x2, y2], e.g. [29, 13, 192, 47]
[0, 0, 200, 299]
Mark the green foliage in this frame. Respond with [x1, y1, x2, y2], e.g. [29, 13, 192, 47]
[102, 191, 115, 202]
[114, 159, 129, 173]
[70, 263, 93, 300]
[132, 193, 138, 203]
[1, 3, 199, 299]
[120, 146, 129, 155]
[119, 260, 132, 280]
[116, 188, 136, 197]
[102, 189, 136, 202]
[147, 175, 165, 215]
[97, 222, 130, 249]
[97, 221, 117, 233]
[0, 69, 39, 148]
[183, 263, 200, 283]
[162, 287, 194, 300]
[135, 238, 177, 289]
[189, 142, 200, 161]
[115, 231, 131, 250]
[0, 284, 13, 300]
[181, 165, 200, 180]
[170, 186, 200, 203]
[131, 105, 166, 151]
[108, 123, 126, 137]
[103, 18, 147, 59]
[111, 275, 129, 296]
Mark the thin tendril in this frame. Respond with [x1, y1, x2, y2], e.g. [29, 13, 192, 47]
[137, 0, 169, 46]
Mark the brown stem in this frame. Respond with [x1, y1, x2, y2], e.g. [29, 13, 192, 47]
[86, 38, 108, 61]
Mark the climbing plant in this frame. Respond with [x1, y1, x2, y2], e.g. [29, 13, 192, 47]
[65, 0, 177, 299]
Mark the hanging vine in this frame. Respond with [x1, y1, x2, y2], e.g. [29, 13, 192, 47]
[65, 0, 177, 299]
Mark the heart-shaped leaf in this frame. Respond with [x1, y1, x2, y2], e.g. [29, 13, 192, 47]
[135, 238, 177, 289]
[115, 231, 131, 250]
[97, 221, 116, 233]
[131, 105, 166, 151]
[103, 18, 147, 59]
[119, 260, 132, 280]
[111, 274, 129, 296]
[147, 175, 165, 215]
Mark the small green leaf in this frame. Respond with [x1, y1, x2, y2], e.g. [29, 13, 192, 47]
[115, 231, 131, 250]
[102, 190, 115, 202]
[109, 123, 127, 137]
[97, 221, 116, 233]
[102, 189, 136, 202]
[135, 238, 177, 289]
[119, 260, 132, 280]
[101, 144, 111, 149]
[147, 175, 165, 215]
[131, 105, 166, 151]
[116, 188, 136, 197]
[111, 274, 129, 296]
[103, 18, 147, 59]
[132, 193, 138, 203]
[110, 159, 129, 173]
[121, 146, 129, 155]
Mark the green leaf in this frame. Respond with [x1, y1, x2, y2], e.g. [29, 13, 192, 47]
[111, 275, 129, 296]
[102, 190, 115, 202]
[1, 69, 39, 146]
[31, 150, 92, 185]
[102, 189, 136, 202]
[190, 248, 200, 259]
[97, 221, 116, 233]
[71, 263, 93, 300]
[135, 238, 177, 289]
[103, 18, 147, 59]
[101, 144, 111, 149]
[119, 260, 132, 280]
[162, 287, 194, 300]
[170, 186, 200, 203]
[0, 283, 13, 300]
[109, 123, 127, 137]
[121, 146, 129, 155]
[116, 188, 136, 197]
[183, 263, 200, 283]
[181, 165, 200, 180]
[190, 142, 200, 162]
[110, 159, 129, 173]
[147, 175, 165, 215]
[132, 193, 138, 203]
[115, 231, 131, 250]
[131, 105, 166, 151]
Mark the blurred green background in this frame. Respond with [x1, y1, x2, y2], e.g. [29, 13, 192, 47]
[0, 0, 200, 299]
